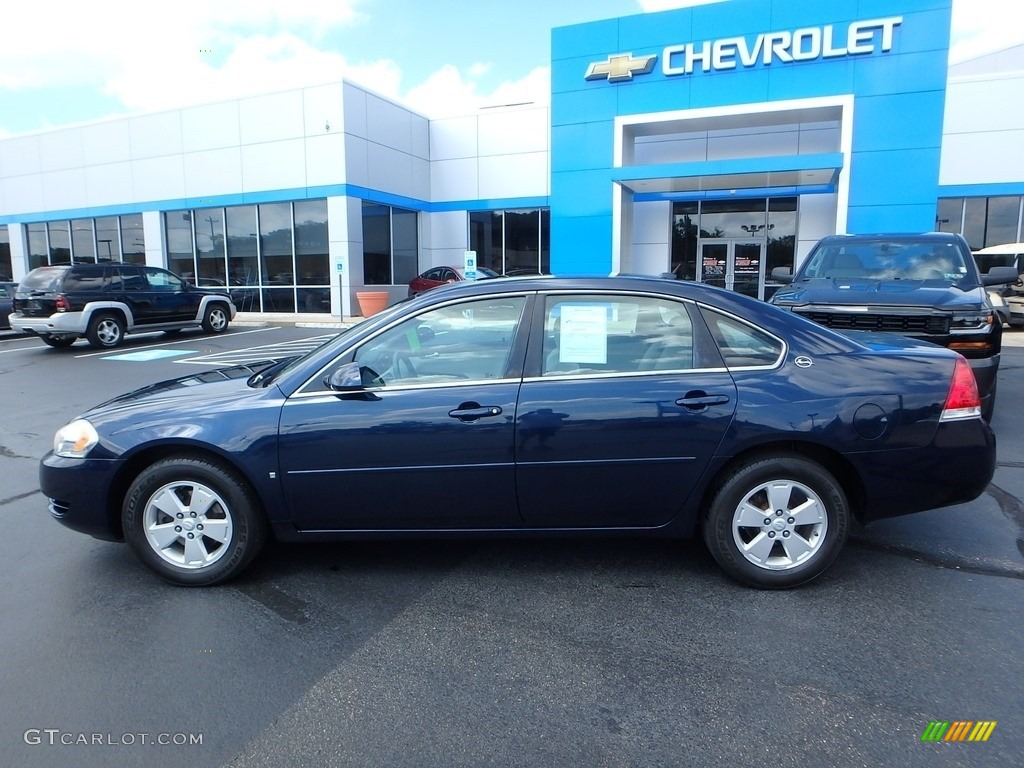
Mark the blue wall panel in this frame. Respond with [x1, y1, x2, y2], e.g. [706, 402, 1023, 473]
[551, 216, 614, 275]
[549, 0, 953, 273]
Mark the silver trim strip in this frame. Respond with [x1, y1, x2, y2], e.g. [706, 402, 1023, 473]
[288, 461, 514, 475]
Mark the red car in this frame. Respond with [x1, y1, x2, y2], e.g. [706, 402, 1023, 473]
[407, 266, 498, 297]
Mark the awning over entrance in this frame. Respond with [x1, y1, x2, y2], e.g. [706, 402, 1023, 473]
[612, 152, 843, 196]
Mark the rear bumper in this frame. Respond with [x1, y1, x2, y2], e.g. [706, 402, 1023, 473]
[851, 417, 996, 523]
[12, 312, 84, 337]
[966, 352, 999, 403]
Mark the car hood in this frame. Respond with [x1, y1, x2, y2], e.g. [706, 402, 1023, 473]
[773, 278, 985, 310]
[83, 363, 274, 421]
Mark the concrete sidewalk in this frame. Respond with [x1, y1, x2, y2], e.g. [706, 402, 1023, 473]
[233, 311, 366, 329]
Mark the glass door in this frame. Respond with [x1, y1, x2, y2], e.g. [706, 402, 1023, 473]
[698, 239, 765, 299]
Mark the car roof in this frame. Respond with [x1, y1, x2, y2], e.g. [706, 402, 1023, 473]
[816, 232, 962, 244]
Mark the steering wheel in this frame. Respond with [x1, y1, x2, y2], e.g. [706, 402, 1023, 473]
[380, 352, 416, 384]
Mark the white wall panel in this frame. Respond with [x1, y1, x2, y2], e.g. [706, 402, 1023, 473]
[631, 243, 669, 275]
[797, 126, 840, 154]
[38, 129, 84, 172]
[239, 91, 305, 145]
[82, 121, 132, 166]
[344, 135, 369, 187]
[304, 83, 345, 137]
[183, 147, 243, 197]
[129, 112, 182, 159]
[241, 140, 306, 192]
[367, 143, 412, 196]
[430, 116, 477, 161]
[181, 102, 241, 153]
[366, 95, 412, 153]
[796, 192, 838, 250]
[132, 155, 186, 202]
[944, 76, 1024, 135]
[41, 168, 87, 210]
[305, 133, 346, 187]
[940, 131, 1024, 185]
[707, 130, 798, 160]
[427, 211, 468, 251]
[3, 174, 44, 214]
[411, 157, 430, 200]
[85, 162, 134, 207]
[478, 107, 548, 156]
[411, 115, 429, 159]
[0, 135, 41, 178]
[632, 201, 671, 245]
[432, 157, 478, 201]
[479, 152, 548, 199]
[634, 137, 707, 165]
[342, 83, 368, 138]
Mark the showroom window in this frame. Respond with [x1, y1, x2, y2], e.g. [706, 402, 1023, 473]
[937, 196, 1024, 250]
[362, 202, 418, 286]
[0, 225, 11, 281]
[164, 199, 330, 313]
[23, 215, 146, 268]
[469, 209, 550, 275]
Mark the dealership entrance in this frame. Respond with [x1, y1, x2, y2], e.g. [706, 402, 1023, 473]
[697, 238, 764, 298]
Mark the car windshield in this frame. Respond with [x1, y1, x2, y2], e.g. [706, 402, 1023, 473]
[800, 241, 970, 283]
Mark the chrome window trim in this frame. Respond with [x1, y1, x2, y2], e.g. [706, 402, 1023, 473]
[288, 376, 523, 400]
[292, 291, 532, 397]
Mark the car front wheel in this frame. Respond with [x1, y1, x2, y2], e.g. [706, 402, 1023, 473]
[123, 456, 267, 586]
[202, 304, 230, 334]
[702, 455, 850, 589]
[86, 313, 125, 349]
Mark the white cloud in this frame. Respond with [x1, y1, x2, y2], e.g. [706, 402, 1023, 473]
[637, 0, 727, 11]
[403, 65, 550, 118]
[949, 0, 1024, 62]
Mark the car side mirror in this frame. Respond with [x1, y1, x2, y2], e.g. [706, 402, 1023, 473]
[981, 266, 1019, 286]
[324, 361, 364, 391]
[771, 266, 794, 284]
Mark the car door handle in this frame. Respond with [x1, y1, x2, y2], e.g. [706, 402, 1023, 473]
[675, 393, 731, 410]
[448, 404, 503, 422]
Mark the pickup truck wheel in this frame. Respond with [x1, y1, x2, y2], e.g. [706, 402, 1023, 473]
[86, 313, 125, 349]
[202, 304, 230, 334]
[41, 336, 76, 348]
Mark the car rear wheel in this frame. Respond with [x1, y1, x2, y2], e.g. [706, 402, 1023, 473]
[703, 455, 849, 589]
[41, 335, 76, 348]
[86, 313, 125, 349]
[122, 456, 267, 586]
[202, 304, 230, 334]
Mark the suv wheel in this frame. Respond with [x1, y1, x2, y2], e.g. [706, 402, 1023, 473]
[202, 304, 230, 334]
[86, 313, 125, 349]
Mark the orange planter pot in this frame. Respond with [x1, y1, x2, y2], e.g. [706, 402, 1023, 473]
[355, 291, 390, 317]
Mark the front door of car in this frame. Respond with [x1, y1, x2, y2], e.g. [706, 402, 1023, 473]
[515, 293, 737, 529]
[278, 294, 531, 531]
[141, 267, 197, 323]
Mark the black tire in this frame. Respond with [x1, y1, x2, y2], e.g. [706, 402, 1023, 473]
[41, 335, 76, 348]
[86, 312, 125, 349]
[122, 456, 268, 586]
[201, 303, 230, 334]
[702, 455, 850, 589]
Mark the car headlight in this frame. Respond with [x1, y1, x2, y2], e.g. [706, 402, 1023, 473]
[950, 309, 993, 333]
[53, 419, 99, 458]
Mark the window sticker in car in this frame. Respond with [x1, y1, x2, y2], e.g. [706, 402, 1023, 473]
[559, 304, 609, 364]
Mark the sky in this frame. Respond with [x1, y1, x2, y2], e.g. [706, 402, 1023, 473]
[0, 0, 1021, 138]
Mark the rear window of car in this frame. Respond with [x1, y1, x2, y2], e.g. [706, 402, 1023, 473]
[18, 267, 69, 292]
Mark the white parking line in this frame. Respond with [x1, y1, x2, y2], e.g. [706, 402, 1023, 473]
[175, 334, 336, 366]
[72, 327, 277, 358]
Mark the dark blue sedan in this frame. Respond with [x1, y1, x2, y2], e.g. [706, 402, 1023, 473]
[41, 276, 995, 588]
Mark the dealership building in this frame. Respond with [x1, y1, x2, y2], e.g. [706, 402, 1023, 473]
[1, 0, 1022, 314]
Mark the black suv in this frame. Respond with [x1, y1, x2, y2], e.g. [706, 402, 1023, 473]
[770, 233, 1017, 420]
[12, 264, 236, 349]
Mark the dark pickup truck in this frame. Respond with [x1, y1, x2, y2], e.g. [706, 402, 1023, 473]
[770, 232, 1017, 421]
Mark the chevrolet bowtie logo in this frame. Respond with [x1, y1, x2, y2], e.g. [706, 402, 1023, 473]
[585, 53, 657, 83]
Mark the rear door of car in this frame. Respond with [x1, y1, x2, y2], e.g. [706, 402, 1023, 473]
[140, 267, 198, 323]
[278, 293, 532, 530]
[514, 291, 738, 529]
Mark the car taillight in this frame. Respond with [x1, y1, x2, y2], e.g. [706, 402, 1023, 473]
[55, 294, 68, 312]
[940, 355, 981, 422]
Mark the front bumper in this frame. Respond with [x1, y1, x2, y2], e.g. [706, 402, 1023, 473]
[40, 452, 122, 541]
[12, 312, 83, 337]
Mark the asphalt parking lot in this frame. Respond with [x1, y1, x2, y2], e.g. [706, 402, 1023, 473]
[1, 323, 1021, 768]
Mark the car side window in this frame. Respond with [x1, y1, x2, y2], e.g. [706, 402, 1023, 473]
[700, 308, 784, 368]
[144, 267, 184, 292]
[423, 268, 443, 281]
[61, 269, 109, 292]
[352, 296, 527, 388]
[541, 295, 695, 376]
[118, 267, 145, 291]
